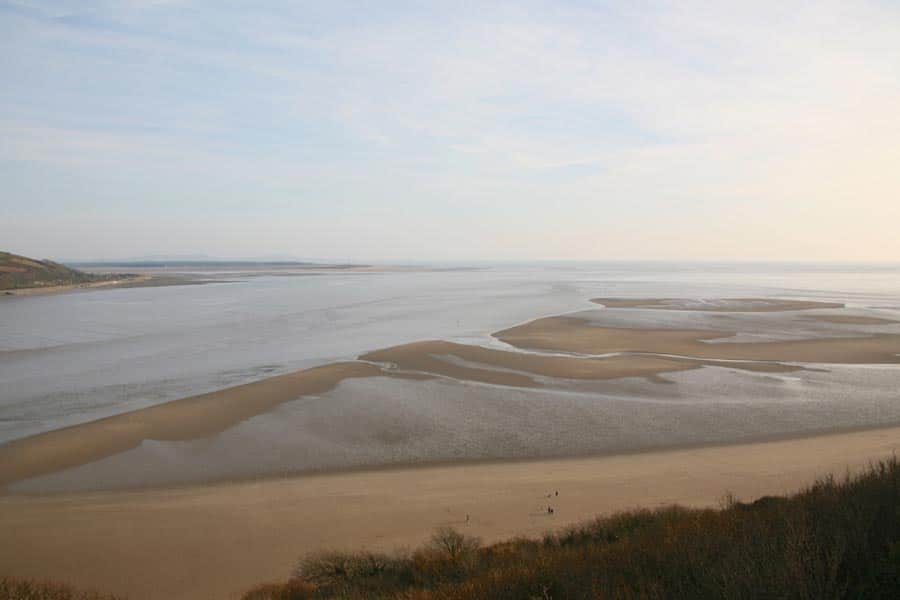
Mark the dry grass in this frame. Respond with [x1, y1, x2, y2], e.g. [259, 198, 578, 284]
[0, 577, 124, 600]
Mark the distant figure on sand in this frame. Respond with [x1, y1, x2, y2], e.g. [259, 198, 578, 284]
[465, 514, 470, 524]
[547, 506, 554, 515]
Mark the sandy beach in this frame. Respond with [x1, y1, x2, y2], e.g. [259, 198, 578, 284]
[3, 425, 899, 600]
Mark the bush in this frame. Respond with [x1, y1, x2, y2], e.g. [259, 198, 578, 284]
[241, 580, 317, 600]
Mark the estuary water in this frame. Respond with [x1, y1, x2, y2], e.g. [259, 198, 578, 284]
[2, 262, 900, 447]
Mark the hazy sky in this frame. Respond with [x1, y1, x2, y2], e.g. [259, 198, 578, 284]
[2, 1, 899, 262]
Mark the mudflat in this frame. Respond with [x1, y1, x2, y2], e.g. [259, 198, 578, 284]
[2, 425, 898, 600]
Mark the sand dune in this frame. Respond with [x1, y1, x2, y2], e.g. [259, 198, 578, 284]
[2, 425, 899, 600]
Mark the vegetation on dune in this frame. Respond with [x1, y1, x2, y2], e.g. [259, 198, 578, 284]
[0, 251, 128, 291]
[242, 459, 900, 599]
[0, 577, 124, 600]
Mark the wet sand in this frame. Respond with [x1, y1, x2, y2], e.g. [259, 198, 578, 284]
[495, 316, 900, 364]
[591, 297, 845, 311]
[0, 362, 383, 488]
[2, 425, 899, 600]
[361, 340, 801, 387]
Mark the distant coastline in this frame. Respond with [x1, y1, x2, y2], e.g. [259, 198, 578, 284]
[1, 252, 381, 297]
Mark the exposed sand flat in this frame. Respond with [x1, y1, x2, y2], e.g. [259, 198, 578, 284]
[591, 297, 845, 311]
[0, 362, 383, 488]
[2, 426, 899, 600]
[495, 316, 900, 364]
[361, 340, 799, 387]
[2, 339, 804, 490]
[800, 314, 900, 325]
[363, 340, 695, 387]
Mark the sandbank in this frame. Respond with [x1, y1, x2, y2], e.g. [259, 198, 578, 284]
[0, 362, 383, 488]
[362, 339, 800, 386]
[495, 316, 900, 363]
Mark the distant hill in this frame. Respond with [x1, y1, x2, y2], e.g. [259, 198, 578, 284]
[0, 251, 113, 290]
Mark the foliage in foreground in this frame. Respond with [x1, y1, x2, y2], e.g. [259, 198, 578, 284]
[0, 577, 123, 600]
[243, 459, 900, 599]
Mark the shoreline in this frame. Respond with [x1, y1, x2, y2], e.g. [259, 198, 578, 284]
[2, 424, 899, 600]
[0, 274, 153, 297]
[0, 273, 228, 297]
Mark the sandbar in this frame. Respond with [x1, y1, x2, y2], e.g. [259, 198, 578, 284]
[495, 316, 900, 363]
[362, 339, 800, 387]
[0, 362, 383, 488]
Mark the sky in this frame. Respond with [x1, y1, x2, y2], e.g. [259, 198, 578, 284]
[1, 1, 899, 262]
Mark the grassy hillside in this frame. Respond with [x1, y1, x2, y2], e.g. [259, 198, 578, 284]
[243, 459, 900, 599]
[0, 251, 116, 290]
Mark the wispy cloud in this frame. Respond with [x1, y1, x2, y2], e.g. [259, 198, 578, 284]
[2, 1, 899, 260]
